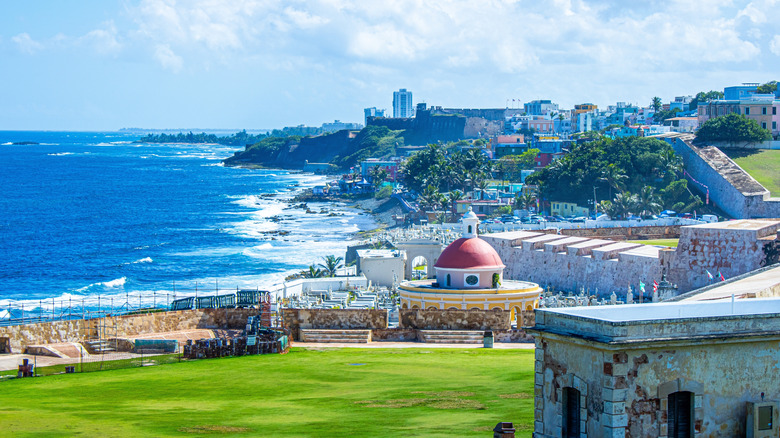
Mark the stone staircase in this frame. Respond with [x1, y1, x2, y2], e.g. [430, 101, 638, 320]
[82, 339, 117, 354]
[418, 330, 484, 344]
[300, 329, 372, 343]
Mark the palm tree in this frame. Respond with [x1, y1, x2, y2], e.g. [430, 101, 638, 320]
[369, 165, 389, 189]
[447, 190, 464, 217]
[636, 186, 662, 217]
[514, 192, 537, 210]
[612, 192, 639, 219]
[598, 164, 628, 200]
[651, 96, 663, 112]
[475, 179, 490, 200]
[318, 255, 344, 277]
[304, 265, 324, 278]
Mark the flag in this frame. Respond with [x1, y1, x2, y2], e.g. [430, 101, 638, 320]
[719, 271, 725, 281]
[653, 280, 658, 293]
[706, 270, 714, 280]
[639, 281, 645, 293]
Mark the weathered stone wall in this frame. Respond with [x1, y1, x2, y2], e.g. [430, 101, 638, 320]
[663, 222, 779, 292]
[558, 225, 681, 240]
[0, 308, 259, 353]
[535, 337, 780, 437]
[371, 328, 418, 342]
[282, 308, 388, 340]
[398, 309, 511, 330]
[482, 234, 662, 295]
[668, 136, 780, 218]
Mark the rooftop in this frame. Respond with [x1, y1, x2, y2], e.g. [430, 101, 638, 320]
[532, 298, 780, 345]
[541, 298, 780, 322]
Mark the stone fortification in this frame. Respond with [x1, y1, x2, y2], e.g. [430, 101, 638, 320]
[481, 219, 780, 295]
[398, 309, 511, 331]
[659, 133, 780, 218]
[663, 220, 780, 292]
[281, 308, 388, 341]
[0, 308, 259, 353]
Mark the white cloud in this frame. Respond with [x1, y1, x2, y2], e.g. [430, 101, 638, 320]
[154, 44, 183, 72]
[12, 33, 43, 54]
[79, 21, 122, 55]
[771, 35, 780, 55]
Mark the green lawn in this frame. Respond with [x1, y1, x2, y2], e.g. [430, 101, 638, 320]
[627, 239, 679, 247]
[723, 149, 780, 196]
[0, 347, 535, 437]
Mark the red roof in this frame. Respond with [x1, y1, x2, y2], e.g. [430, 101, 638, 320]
[434, 237, 504, 270]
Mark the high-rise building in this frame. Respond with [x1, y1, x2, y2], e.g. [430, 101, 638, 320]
[393, 88, 414, 118]
[364, 107, 386, 125]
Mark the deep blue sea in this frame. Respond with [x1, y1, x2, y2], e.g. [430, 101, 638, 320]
[0, 131, 375, 306]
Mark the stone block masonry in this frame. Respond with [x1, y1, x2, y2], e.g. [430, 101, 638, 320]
[482, 219, 780, 295]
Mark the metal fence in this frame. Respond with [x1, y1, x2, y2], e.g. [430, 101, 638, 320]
[0, 286, 270, 327]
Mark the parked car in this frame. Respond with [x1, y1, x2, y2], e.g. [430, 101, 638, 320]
[572, 217, 586, 223]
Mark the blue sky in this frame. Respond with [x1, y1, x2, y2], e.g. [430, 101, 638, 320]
[1, 0, 779, 131]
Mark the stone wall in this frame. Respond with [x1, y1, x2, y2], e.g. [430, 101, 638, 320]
[398, 309, 511, 330]
[482, 234, 662, 295]
[662, 221, 779, 292]
[0, 308, 259, 353]
[534, 336, 780, 437]
[558, 225, 681, 240]
[281, 308, 388, 341]
[667, 135, 780, 218]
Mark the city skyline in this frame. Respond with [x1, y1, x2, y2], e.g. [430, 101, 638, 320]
[1, 1, 780, 131]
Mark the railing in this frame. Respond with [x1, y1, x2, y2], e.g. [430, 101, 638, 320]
[0, 286, 270, 327]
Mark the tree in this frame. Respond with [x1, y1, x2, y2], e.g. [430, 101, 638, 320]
[318, 255, 344, 277]
[636, 186, 662, 217]
[447, 190, 464, 215]
[653, 108, 680, 123]
[756, 80, 778, 95]
[695, 113, 772, 144]
[400, 144, 446, 193]
[651, 96, 663, 112]
[303, 265, 324, 278]
[475, 179, 490, 200]
[514, 192, 537, 211]
[598, 163, 628, 200]
[369, 165, 389, 189]
[611, 192, 638, 219]
[689, 90, 724, 110]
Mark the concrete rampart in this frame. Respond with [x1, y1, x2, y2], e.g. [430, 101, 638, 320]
[398, 309, 511, 330]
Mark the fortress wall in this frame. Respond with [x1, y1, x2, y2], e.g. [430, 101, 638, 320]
[482, 235, 662, 295]
[281, 308, 388, 340]
[398, 308, 511, 330]
[0, 308, 259, 353]
[668, 136, 780, 218]
[666, 222, 779, 292]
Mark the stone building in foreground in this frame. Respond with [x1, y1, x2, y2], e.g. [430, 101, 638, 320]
[528, 298, 780, 437]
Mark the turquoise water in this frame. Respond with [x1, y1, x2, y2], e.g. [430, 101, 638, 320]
[0, 131, 375, 306]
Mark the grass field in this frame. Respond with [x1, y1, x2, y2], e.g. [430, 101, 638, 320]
[0, 347, 535, 437]
[627, 239, 679, 247]
[723, 149, 780, 196]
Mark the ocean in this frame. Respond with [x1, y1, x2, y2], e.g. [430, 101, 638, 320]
[0, 131, 376, 308]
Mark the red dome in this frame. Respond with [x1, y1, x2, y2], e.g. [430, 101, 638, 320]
[434, 237, 504, 270]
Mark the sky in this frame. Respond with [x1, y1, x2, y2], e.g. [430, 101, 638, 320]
[1, 0, 779, 131]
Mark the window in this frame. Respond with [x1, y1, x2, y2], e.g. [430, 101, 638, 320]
[773, 107, 777, 115]
[763, 107, 767, 115]
[467, 225, 472, 234]
[762, 122, 767, 130]
[446, 274, 451, 287]
[758, 405, 773, 430]
[562, 387, 581, 438]
[746, 107, 750, 115]
[773, 122, 777, 130]
[668, 391, 694, 438]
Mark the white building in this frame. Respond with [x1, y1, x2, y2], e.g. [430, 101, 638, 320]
[356, 249, 406, 288]
[393, 88, 414, 118]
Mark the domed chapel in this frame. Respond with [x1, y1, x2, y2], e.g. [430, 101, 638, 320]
[398, 208, 542, 325]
